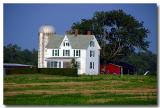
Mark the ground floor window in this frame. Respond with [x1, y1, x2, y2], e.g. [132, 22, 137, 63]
[47, 61, 62, 68]
[90, 62, 94, 69]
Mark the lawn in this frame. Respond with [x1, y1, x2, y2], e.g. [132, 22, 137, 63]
[4, 74, 157, 105]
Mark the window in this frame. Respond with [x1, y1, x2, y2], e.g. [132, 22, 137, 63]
[51, 61, 54, 68]
[90, 62, 92, 69]
[90, 62, 94, 69]
[53, 61, 58, 68]
[90, 41, 95, 47]
[93, 62, 94, 69]
[79, 50, 80, 57]
[52, 50, 54, 56]
[63, 50, 70, 56]
[63, 50, 64, 56]
[74, 50, 75, 56]
[64, 41, 70, 47]
[59, 61, 61, 68]
[47, 61, 50, 68]
[52, 49, 59, 56]
[55, 50, 58, 56]
[65, 42, 70, 46]
[76, 50, 79, 56]
[90, 50, 95, 57]
[74, 49, 80, 57]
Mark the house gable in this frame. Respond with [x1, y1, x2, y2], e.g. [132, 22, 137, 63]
[59, 35, 72, 49]
[87, 36, 101, 50]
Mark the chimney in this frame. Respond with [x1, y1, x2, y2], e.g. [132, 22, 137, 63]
[87, 31, 91, 35]
[75, 29, 78, 36]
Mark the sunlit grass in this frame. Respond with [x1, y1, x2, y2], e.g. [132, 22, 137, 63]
[4, 74, 157, 105]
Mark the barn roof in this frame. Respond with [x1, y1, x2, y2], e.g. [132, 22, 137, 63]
[4, 63, 33, 68]
[106, 61, 136, 69]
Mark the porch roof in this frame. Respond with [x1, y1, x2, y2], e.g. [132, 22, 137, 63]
[45, 57, 78, 60]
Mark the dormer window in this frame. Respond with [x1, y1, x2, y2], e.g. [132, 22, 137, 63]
[63, 41, 70, 46]
[66, 42, 70, 46]
[90, 41, 94, 47]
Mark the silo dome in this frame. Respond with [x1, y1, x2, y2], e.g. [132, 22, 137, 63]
[39, 25, 55, 33]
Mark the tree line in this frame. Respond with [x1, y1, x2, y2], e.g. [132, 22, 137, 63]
[4, 44, 38, 66]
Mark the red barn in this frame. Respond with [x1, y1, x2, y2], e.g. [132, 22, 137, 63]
[100, 62, 135, 75]
[100, 63, 121, 75]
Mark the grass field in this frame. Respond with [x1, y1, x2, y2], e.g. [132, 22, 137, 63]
[4, 74, 157, 105]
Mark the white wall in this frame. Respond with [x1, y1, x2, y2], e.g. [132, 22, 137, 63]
[78, 49, 86, 74]
[86, 37, 100, 75]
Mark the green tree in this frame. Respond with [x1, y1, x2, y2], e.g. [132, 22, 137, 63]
[4, 44, 38, 66]
[120, 51, 157, 75]
[71, 59, 77, 68]
[70, 10, 150, 61]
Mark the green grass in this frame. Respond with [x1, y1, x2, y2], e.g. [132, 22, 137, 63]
[4, 74, 157, 105]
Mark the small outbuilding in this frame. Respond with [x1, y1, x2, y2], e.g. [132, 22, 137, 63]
[100, 61, 136, 75]
[3, 63, 33, 76]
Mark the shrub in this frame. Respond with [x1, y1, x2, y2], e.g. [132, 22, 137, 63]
[5, 68, 37, 75]
[38, 68, 78, 77]
[5, 68, 77, 77]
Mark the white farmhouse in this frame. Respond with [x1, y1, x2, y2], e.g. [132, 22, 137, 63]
[38, 25, 101, 75]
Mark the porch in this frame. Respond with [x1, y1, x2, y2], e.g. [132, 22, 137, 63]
[45, 57, 79, 68]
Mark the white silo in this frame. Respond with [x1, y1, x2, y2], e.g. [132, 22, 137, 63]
[38, 25, 55, 68]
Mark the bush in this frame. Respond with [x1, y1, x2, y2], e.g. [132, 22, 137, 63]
[5, 68, 78, 77]
[5, 68, 37, 75]
[38, 68, 78, 77]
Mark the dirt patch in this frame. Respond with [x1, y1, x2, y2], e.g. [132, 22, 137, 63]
[106, 88, 156, 93]
[4, 88, 157, 97]
[4, 81, 108, 89]
[127, 95, 157, 99]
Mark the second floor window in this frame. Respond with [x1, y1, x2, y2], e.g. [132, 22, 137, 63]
[74, 49, 80, 57]
[90, 50, 95, 57]
[63, 50, 70, 56]
[52, 49, 59, 56]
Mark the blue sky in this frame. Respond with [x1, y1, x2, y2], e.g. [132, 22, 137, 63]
[4, 4, 157, 53]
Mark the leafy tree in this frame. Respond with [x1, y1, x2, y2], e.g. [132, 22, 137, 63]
[120, 51, 157, 75]
[69, 10, 150, 61]
[71, 59, 77, 68]
[4, 44, 38, 66]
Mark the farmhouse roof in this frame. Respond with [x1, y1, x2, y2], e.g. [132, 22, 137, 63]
[46, 34, 94, 49]
[46, 35, 64, 49]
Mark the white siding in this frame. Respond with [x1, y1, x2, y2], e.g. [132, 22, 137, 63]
[78, 49, 86, 74]
[86, 37, 100, 75]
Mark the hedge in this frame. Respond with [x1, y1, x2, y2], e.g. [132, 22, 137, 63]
[38, 68, 78, 77]
[5, 68, 78, 77]
[5, 68, 37, 75]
